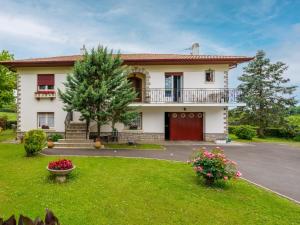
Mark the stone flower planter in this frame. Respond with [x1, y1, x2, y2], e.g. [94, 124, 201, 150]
[47, 166, 76, 183]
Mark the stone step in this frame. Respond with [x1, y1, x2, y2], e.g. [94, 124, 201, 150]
[66, 128, 85, 133]
[58, 139, 93, 143]
[65, 135, 87, 139]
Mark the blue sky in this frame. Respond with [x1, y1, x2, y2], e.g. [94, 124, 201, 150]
[0, 0, 300, 97]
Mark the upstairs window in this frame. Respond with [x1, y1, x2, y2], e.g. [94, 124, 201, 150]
[37, 74, 55, 91]
[38, 112, 54, 129]
[205, 70, 214, 83]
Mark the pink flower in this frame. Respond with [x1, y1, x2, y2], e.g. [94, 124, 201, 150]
[223, 176, 228, 180]
[236, 171, 242, 177]
[206, 173, 213, 177]
[196, 166, 203, 172]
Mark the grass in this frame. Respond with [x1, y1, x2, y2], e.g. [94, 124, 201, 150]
[0, 144, 300, 224]
[229, 134, 300, 147]
[0, 129, 16, 142]
[105, 143, 164, 150]
[0, 112, 17, 121]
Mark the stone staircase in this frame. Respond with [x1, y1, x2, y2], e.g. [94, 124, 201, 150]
[54, 122, 94, 149]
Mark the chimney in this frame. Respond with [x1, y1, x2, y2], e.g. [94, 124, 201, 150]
[80, 44, 86, 55]
[191, 43, 199, 55]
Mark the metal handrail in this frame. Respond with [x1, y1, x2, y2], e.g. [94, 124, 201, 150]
[64, 111, 72, 138]
[132, 88, 241, 104]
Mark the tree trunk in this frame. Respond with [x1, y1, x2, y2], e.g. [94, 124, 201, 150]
[97, 115, 101, 139]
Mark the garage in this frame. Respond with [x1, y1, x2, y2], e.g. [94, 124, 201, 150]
[165, 112, 204, 141]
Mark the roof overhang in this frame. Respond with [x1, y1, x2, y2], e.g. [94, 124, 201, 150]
[0, 55, 254, 68]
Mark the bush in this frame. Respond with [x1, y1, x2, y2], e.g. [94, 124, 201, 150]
[293, 134, 300, 142]
[228, 126, 238, 134]
[189, 147, 241, 185]
[235, 125, 256, 140]
[0, 116, 8, 130]
[24, 129, 47, 156]
[48, 133, 63, 142]
[264, 127, 297, 138]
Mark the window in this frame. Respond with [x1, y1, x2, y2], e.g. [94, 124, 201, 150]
[205, 70, 214, 82]
[126, 113, 142, 130]
[37, 74, 55, 91]
[38, 112, 54, 129]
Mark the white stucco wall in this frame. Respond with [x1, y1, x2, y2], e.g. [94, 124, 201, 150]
[17, 64, 228, 134]
[18, 67, 71, 132]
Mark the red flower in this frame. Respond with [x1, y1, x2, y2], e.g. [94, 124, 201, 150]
[48, 159, 73, 170]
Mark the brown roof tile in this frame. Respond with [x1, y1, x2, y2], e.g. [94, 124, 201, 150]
[0, 53, 254, 67]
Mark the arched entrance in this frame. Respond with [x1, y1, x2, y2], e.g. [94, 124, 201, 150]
[128, 74, 143, 102]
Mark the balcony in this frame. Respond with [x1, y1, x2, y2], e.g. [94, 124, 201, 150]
[34, 91, 56, 100]
[133, 88, 242, 105]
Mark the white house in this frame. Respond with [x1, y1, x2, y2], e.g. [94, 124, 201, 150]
[1, 48, 252, 143]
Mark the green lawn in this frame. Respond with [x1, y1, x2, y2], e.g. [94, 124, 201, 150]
[105, 143, 164, 150]
[0, 129, 16, 142]
[229, 134, 300, 147]
[0, 112, 17, 121]
[0, 144, 300, 224]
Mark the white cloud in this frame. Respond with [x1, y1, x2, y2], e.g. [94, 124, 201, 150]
[0, 13, 66, 43]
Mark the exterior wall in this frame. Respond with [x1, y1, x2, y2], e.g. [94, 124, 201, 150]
[18, 67, 71, 134]
[17, 64, 229, 141]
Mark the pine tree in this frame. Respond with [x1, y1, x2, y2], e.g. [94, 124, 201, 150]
[238, 50, 297, 137]
[59, 46, 137, 138]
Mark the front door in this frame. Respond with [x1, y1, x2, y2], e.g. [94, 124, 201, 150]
[169, 112, 203, 141]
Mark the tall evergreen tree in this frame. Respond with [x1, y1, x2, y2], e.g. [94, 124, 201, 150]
[238, 50, 297, 137]
[59, 46, 137, 138]
[0, 50, 16, 109]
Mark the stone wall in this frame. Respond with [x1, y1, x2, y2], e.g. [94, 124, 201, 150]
[204, 133, 227, 142]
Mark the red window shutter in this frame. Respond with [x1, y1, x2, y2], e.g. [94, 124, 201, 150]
[37, 74, 54, 86]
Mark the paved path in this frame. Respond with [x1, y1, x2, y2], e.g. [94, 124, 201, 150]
[43, 142, 300, 202]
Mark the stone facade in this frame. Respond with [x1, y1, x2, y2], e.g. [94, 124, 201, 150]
[17, 131, 65, 140]
[204, 133, 227, 142]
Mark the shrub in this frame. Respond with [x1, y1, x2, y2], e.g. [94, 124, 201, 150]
[48, 159, 73, 170]
[0, 209, 60, 225]
[189, 147, 241, 185]
[228, 126, 238, 134]
[48, 133, 63, 142]
[264, 127, 297, 138]
[24, 129, 47, 156]
[293, 134, 300, 142]
[235, 125, 256, 140]
[0, 116, 8, 130]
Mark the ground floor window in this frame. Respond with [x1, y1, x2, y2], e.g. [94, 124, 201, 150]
[38, 112, 54, 129]
[126, 113, 142, 130]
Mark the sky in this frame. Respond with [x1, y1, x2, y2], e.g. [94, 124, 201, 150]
[0, 0, 300, 98]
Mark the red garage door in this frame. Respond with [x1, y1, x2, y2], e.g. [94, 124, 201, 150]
[169, 112, 203, 141]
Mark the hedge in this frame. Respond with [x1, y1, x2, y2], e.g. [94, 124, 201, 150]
[229, 125, 300, 139]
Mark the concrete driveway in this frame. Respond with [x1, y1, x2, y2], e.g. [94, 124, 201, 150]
[43, 142, 300, 202]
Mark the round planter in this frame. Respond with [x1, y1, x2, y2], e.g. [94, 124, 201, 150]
[47, 141, 54, 148]
[94, 141, 102, 149]
[47, 166, 76, 183]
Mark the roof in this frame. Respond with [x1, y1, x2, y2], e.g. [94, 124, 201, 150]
[0, 53, 253, 67]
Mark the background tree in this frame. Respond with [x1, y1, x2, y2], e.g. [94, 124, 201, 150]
[237, 50, 297, 137]
[0, 50, 16, 109]
[59, 46, 137, 138]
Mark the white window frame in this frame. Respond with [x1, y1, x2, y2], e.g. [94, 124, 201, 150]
[37, 112, 55, 129]
[37, 85, 55, 91]
[205, 70, 215, 83]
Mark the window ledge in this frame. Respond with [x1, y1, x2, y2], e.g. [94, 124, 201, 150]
[35, 91, 56, 100]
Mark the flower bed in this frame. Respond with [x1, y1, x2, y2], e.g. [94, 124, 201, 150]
[48, 159, 73, 170]
[189, 147, 241, 185]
